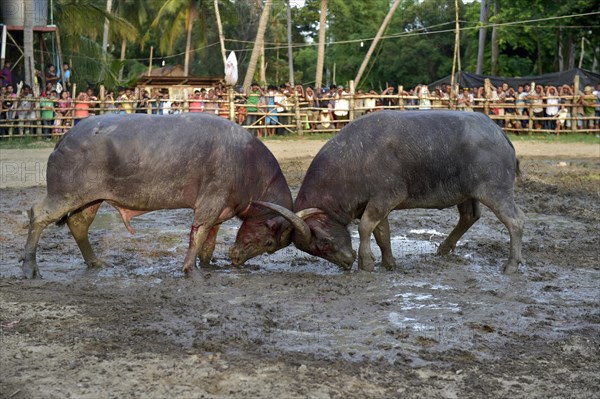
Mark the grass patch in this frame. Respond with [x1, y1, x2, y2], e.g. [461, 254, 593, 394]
[0, 136, 57, 150]
[507, 133, 600, 144]
[261, 133, 336, 141]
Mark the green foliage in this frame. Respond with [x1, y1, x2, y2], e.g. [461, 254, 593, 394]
[3, 0, 597, 92]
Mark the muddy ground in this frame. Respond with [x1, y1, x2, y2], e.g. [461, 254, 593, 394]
[0, 140, 599, 398]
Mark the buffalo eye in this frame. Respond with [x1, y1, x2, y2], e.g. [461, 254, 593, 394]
[265, 239, 275, 248]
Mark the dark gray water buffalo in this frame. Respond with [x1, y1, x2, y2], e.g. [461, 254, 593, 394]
[257, 110, 524, 274]
[22, 113, 292, 278]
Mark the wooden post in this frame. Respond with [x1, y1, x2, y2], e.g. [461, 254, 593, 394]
[294, 91, 302, 135]
[228, 86, 235, 122]
[573, 75, 580, 132]
[99, 85, 106, 114]
[398, 85, 404, 110]
[148, 46, 153, 76]
[349, 80, 355, 122]
[484, 78, 491, 116]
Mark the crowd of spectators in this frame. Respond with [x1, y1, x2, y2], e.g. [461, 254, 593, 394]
[1, 60, 599, 138]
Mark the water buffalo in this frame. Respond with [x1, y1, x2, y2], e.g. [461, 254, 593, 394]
[256, 110, 524, 274]
[22, 113, 292, 278]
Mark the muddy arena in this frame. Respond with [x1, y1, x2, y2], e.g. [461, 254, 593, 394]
[1, 140, 598, 398]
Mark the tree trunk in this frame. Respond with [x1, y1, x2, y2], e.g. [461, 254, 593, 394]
[23, 0, 35, 87]
[557, 28, 564, 71]
[243, 0, 272, 91]
[490, 0, 499, 75]
[214, 0, 227, 67]
[450, 0, 460, 98]
[567, 31, 575, 69]
[118, 38, 126, 80]
[184, 2, 197, 76]
[102, 0, 113, 53]
[286, 0, 294, 86]
[354, 0, 400, 88]
[476, 0, 487, 74]
[315, 0, 327, 90]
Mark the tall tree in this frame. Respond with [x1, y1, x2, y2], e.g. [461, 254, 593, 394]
[490, 0, 499, 75]
[476, 0, 488, 74]
[243, 0, 272, 90]
[315, 0, 327, 89]
[354, 0, 400, 88]
[151, 0, 202, 76]
[23, 0, 35, 87]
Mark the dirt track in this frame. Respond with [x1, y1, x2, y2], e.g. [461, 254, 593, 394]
[1, 139, 599, 398]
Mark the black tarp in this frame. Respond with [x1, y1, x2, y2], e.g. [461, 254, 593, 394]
[428, 68, 600, 90]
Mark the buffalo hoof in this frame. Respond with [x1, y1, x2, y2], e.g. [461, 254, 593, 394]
[87, 259, 113, 269]
[502, 261, 519, 274]
[381, 261, 396, 271]
[358, 260, 375, 272]
[22, 263, 41, 279]
[436, 244, 454, 256]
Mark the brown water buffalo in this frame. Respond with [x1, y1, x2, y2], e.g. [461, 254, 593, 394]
[257, 110, 524, 274]
[22, 113, 292, 278]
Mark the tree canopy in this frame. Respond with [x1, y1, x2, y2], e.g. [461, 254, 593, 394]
[1, 0, 598, 90]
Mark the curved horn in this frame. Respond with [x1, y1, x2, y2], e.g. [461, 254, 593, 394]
[252, 201, 313, 247]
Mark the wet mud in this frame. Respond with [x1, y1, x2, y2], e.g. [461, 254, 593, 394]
[1, 151, 599, 398]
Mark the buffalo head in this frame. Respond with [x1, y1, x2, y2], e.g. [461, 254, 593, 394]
[229, 216, 292, 266]
[252, 201, 356, 269]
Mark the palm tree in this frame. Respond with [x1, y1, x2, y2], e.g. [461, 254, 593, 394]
[151, 0, 206, 76]
[315, 0, 327, 89]
[243, 0, 273, 90]
[23, 0, 34, 87]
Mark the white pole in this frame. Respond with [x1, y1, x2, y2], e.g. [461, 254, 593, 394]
[1, 25, 7, 67]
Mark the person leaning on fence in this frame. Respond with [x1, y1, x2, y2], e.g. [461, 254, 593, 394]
[528, 84, 545, 130]
[54, 90, 72, 133]
[457, 87, 473, 111]
[559, 85, 574, 129]
[244, 83, 263, 134]
[16, 84, 36, 135]
[74, 92, 91, 125]
[544, 85, 560, 130]
[40, 90, 57, 137]
[581, 86, 596, 130]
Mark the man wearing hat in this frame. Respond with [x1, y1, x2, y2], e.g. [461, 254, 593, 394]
[581, 85, 596, 130]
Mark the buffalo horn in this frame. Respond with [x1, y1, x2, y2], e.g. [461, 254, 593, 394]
[252, 201, 313, 247]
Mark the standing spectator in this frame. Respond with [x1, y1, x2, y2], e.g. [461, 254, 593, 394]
[304, 86, 319, 130]
[119, 88, 135, 114]
[1, 61, 14, 88]
[189, 89, 204, 113]
[61, 63, 71, 93]
[105, 90, 118, 113]
[516, 85, 530, 129]
[2, 84, 16, 135]
[204, 88, 219, 114]
[16, 84, 36, 135]
[86, 87, 98, 116]
[503, 87, 518, 130]
[380, 86, 398, 109]
[457, 87, 473, 111]
[74, 92, 90, 125]
[333, 86, 349, 129]
[545, 86, 560, 130]
[581, 85, 596, 130]
[244, 83, 264, 136]
[417, 84, 432, 110]
[136, 89, 150, 114]
[0, 86, 8, 135]
[40, 89, 57, 137]
[54, 90, 72, 133]
[275, 85, 289, 134]
[45, 64, 60, 90]
[265, 85, 279, 137]
[528, 83, 545, 129]
[559, 85, 574, 129]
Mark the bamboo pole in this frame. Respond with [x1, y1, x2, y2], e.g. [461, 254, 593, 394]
[354, 0, 401, 89]
[450, 0, 460, 101]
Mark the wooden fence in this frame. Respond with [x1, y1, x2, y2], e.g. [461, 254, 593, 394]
[1, 87, 598, 138]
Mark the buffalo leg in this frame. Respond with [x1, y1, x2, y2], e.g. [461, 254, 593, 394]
[437, 199, 481, 255]
[182, 209, 220, 275]
[373, 216, 396, 270]
[23, 197, 75, 279]
[358, 204, 388, 272]
[66, 201, 110, 268]
[199, 224, 221, 266]
[481, 196, 524, 274]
